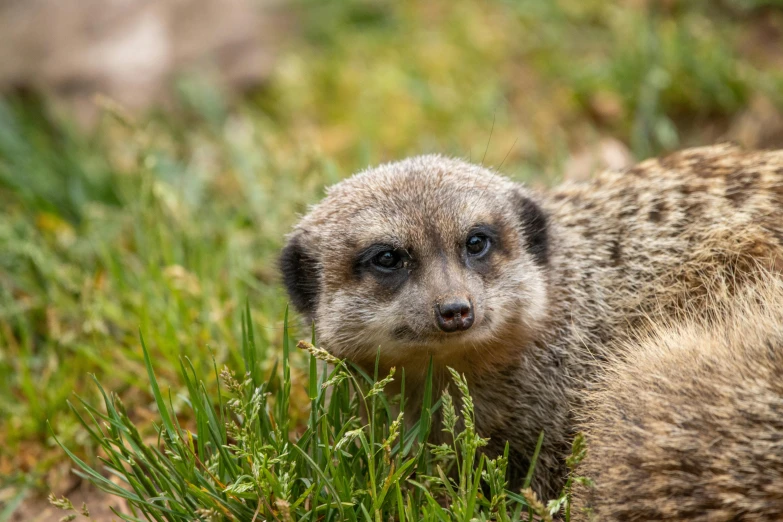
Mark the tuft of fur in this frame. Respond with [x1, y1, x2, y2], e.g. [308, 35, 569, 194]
[281, 144, 783, 498]
[573, 276, 783, 521]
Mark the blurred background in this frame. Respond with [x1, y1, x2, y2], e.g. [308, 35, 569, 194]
[2, 0, 783, 518]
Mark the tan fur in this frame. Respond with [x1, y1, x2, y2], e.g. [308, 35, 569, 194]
[281, 144, 783, 498]
[573, 276, 783, 521]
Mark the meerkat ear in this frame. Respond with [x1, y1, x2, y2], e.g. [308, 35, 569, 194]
[279, 233, 320, 318]
[513, 191, 549, 265]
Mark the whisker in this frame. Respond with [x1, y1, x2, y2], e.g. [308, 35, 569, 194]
[482, 112, 496, 165]
[498, 137, 519, 172]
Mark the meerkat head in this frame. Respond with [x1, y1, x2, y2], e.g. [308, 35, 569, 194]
[280, 155, 550, 372]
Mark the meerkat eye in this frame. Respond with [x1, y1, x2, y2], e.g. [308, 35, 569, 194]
[466, 233, 490, 256]
[372, 250, 403, 270]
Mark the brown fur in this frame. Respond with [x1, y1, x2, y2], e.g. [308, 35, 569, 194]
[573, 277, 783, 521]
[280, 144, 783, 499]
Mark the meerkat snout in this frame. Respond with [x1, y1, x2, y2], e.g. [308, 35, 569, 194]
[434, 297, 474, 332]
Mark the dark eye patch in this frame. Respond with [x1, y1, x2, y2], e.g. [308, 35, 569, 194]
[464, 224, 500, 272]
[374, 250, 402, 269]
[356, 244, 405, 266]
[354, 244, 413, 289]
[466, 225, 500, 251]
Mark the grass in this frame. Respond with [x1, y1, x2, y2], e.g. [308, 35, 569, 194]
[50, 311, 586, 520]
[2, 0, 783, 516]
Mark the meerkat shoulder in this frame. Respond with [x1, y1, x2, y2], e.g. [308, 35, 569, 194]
[573, 276, 783, 521]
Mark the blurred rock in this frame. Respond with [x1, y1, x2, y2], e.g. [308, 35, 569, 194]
[563, 137, 635, 182]
[587, 90, 625, 125]
[0, 0, 291, 124]
[727, 95, 783, 149]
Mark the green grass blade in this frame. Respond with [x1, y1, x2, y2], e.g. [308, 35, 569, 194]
[139, 330, 177, 441]
[523, 430, 545, 490]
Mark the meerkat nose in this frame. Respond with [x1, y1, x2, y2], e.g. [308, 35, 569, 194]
[435, 298, 475, 333]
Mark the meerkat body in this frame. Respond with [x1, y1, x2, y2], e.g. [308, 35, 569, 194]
[573, 278, 783, 521]
[280, 144, 783, 498]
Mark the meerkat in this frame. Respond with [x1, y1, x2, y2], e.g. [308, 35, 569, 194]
[572, 276, 783, 521]
[279, 143, 783, 499]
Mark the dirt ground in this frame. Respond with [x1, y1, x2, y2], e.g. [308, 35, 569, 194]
[12, 485, 129, 522]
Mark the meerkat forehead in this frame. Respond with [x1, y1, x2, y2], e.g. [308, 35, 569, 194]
[296, 155, 525, 249]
